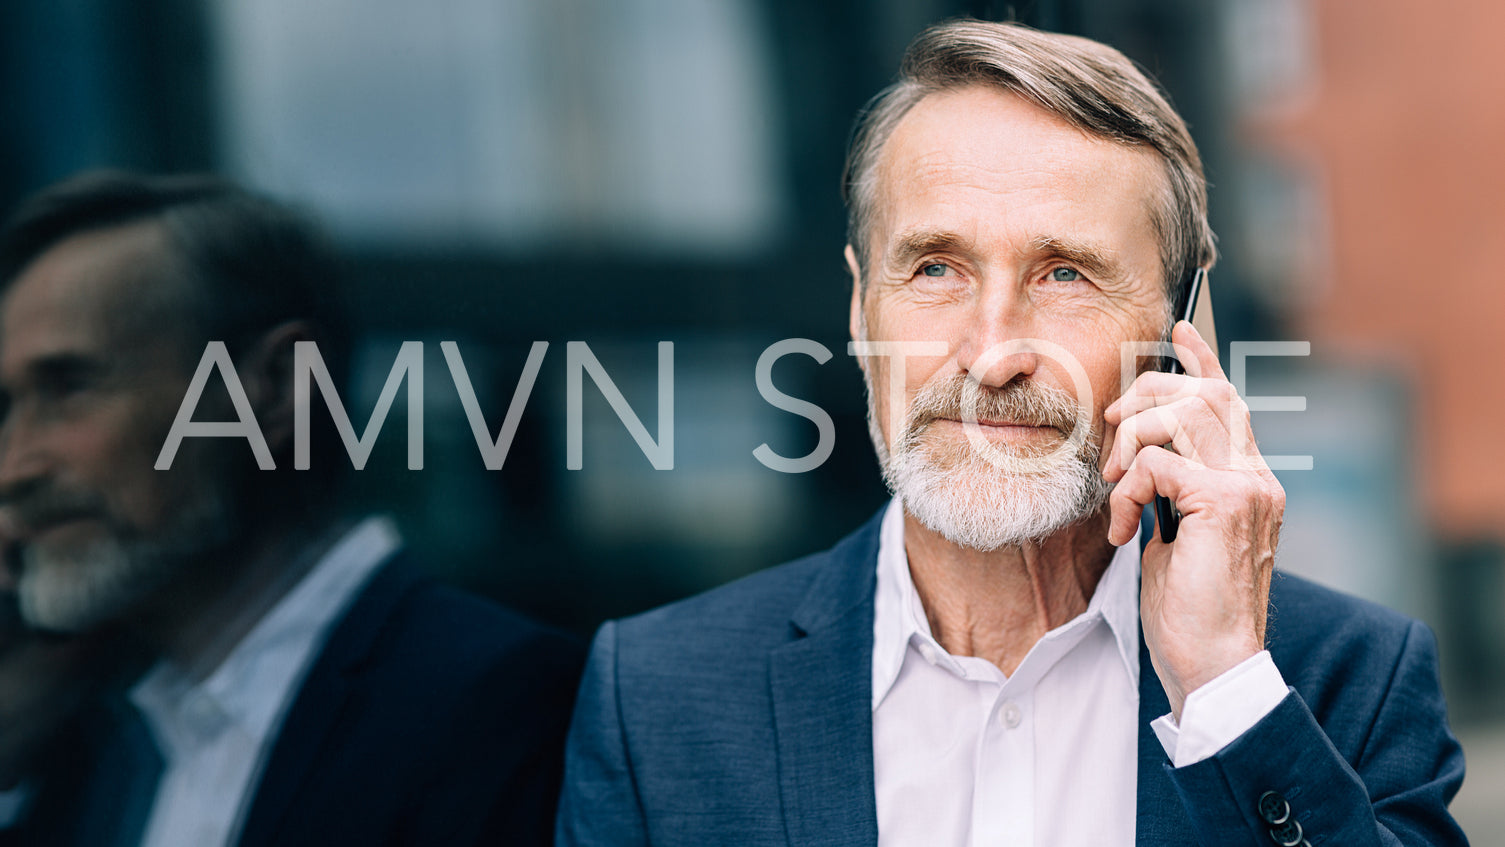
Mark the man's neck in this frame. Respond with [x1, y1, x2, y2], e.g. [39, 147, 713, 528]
[133, 515, 350, 682]
[902, 508, 1117, 676]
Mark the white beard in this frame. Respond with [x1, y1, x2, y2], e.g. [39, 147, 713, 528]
[18, 535, 168, 633]
[16, 490, 233, 633]
[867, 371, 1113, 551]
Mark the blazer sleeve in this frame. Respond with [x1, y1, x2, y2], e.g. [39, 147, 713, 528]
[556, 621, 651, 847]
[1164, 619, 1468, 846]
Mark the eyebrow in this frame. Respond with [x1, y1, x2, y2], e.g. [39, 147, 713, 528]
[883, 229, 1128, 283]
[883, 229, 974, 271]
[1028, 235, 1124, 282]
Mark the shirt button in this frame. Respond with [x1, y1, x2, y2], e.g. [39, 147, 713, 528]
[183, 693, 220, 731]
[184, 695, 213, 722]
[917, 643, 939, 665]
[1000, 700, 1022, 729]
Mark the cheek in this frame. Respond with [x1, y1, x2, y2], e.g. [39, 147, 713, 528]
[76, 405, 192, 528]
[1032, 323, 1134, 416]
[867, 289, 964, 341]
[865, 360, 895, 431]
[46, 418, 136, 489]
[866, 310, 960, 385]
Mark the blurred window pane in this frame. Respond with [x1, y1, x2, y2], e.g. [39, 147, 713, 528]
[211, 0, 785, 255]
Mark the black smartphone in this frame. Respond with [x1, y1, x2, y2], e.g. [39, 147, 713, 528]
[1153, 267, 1212, 543]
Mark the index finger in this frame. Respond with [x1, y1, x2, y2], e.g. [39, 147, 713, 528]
[1104, 370, 1203, 424]
[1172, 320, 1224, 382]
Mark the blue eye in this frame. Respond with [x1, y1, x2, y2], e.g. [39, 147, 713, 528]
[1049, 267, 1081, 282]
[921, 263, 949, 277]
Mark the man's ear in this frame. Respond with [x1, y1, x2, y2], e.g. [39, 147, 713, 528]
[238, 321, 316, 457]
[845, 244, 865, 352]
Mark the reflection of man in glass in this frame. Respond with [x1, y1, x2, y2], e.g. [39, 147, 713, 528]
[0, 536, 132, 838]
[558, 21, 1466, 847]
[0, 214, 239, 636]
[0, 172, 581, 847]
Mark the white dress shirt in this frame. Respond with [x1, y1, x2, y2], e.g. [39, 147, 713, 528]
[871, 499, 1288, 847]
[129, 516, 400, 847]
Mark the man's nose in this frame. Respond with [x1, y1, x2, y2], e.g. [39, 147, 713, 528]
[953, 286, 1042, 388]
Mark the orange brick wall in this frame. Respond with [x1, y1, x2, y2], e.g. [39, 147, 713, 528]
[1278, 0, 1505, 537]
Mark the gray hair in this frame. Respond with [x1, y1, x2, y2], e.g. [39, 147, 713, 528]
[842, 19, 1216, 297]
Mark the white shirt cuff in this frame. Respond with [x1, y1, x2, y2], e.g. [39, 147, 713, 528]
[1151, 650, 1288, 768]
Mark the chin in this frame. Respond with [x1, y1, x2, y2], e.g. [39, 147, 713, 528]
[16, 536, 165, 633]
[886, 439, 1112, 551]
[15, 491, 234, 633]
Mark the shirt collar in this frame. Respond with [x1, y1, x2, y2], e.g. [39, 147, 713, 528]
[131, 516, 401, 752]
[871, 497, 1141, 711]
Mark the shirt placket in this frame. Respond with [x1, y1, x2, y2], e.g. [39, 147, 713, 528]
[973, 676, 1033, 847]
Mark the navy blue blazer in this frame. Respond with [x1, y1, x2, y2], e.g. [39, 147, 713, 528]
[19, 554, 584, 847]
[557, 510, 1468, 846]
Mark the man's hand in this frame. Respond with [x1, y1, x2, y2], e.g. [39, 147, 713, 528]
[1101, 320, 1285, 721]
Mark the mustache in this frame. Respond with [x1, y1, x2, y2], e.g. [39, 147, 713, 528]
[903, 373, 1086, 438]
[0, 487, 110, 535]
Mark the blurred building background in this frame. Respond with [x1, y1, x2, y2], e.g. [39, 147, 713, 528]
[1, 0, 1501, 838]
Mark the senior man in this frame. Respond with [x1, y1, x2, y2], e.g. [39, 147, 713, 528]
[0, 171, 583, 846]
[557, 20, 1466, 847]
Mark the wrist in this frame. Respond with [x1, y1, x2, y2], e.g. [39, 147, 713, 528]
[1162, 638, 1263, 722]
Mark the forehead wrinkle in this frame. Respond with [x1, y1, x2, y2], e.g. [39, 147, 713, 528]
[868, 87, 1170, 288]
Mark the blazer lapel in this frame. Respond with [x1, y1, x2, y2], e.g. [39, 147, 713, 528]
[767, 510, 1208, 846]
[233, 556, 415, 847]
[769, 514, 883, 847]
[1136, 629, 1197, 847]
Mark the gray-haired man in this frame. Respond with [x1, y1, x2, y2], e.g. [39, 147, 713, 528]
[557, 20, 1466, 847]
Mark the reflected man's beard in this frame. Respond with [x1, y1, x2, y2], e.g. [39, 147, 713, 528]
[867, 370, 1114, 551]
[11, 485, 235, 634]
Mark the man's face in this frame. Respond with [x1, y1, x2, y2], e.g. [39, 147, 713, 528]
[851, 86, 1170, 549]
[0, 222, 233, 632]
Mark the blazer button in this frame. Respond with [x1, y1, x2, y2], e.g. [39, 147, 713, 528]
[1268, 818, 1303, 846]
[1257, 790, 1291, 825]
